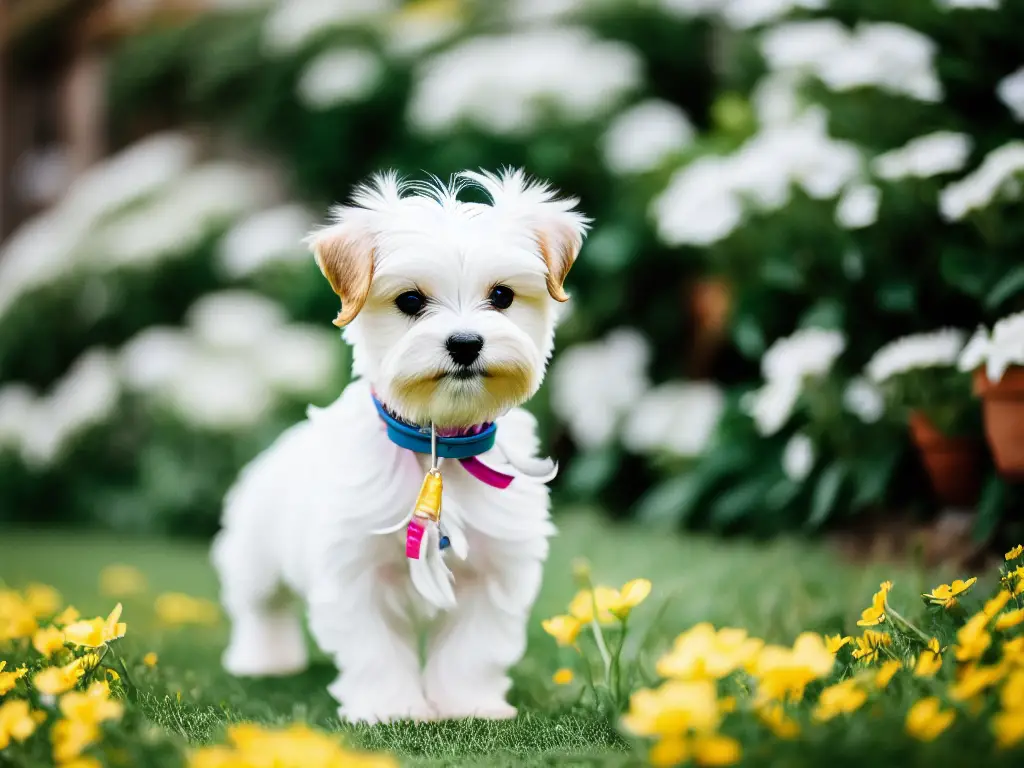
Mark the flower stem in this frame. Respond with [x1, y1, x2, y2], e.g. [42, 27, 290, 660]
[885, 602, 931, 645]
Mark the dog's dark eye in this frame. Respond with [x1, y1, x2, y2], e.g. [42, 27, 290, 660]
[395, 290, 427, 317]
[488, 285, 515, 310]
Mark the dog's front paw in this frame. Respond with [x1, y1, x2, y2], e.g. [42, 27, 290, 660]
[430, 700, 517, 721]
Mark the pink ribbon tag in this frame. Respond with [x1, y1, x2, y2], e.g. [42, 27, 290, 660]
[459, 457, 514, 489]
[406, 517, 427, 559]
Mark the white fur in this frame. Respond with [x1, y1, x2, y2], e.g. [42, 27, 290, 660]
[212, 169, 588, 723]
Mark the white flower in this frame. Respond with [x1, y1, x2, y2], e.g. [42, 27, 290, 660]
[621, 381, 724, 457]
[843, 377, 885, 423]
[652, 156, 744, 246]
[0, 385, 36, 450]
[866, 329, 967, 382]
[745, 378, 802, 436]
[601, 100, 695, 175]
[119, 328, 196, 392]
[872, 131, 972, 180]
[761, 327, 847, 382]
[187, 291, 287, 351]
[997, 67, 1024, 122]
[163, 355, 276, 430]
[385, 0, 463, 57]
[722, 0, 827, 29]
[938, 141, 1024, 221]
[506, 0, 589, 24]
[251, 326, 338, 395]
[408, 27, 642, 136]
[549, 328, 651, 449]
[835, 183, 880, 229]
[934, 0, 999, 8]
[751, 72, 803, 127]
[782, 432, 815, 481]
[297, 48, 384, 109]
[958, 314, 1024, 382]
[218, 204, 316, 278]
[263, 0, 395, 55]
[761, 21, 942, 103]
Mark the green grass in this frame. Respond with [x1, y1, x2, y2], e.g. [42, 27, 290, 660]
[0, 510, 947, 766]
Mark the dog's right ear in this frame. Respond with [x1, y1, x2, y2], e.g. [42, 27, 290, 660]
[307, 215, 375, 328]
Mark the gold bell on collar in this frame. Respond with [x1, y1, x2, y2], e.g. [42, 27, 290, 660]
[413, 467, 443, 524]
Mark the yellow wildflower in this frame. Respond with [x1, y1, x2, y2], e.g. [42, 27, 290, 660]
[874, 659, 901, 689]
[1003, 670, 1024, 710]
[993, 710, 1024, 749]
[650, 736, 689, 768]
[813, 679, 867, 722]
[692, 734, 742, 766]
[955, 613, 992, 662]
[64, 604, 127, 647]
[609, 578, 652, 620]
[754, 633, 835, 704]
[922, 578, 977, 610]
[552, 668, 574, 685]
[1005, 637, 1024, 667]
[0, 662, 28, 696]
[106, 669, 120, 683]
[0, 591, 38, 641]
[99, 565, 148, 597]
[52, 718, 99, 763]
[33, 626, 66, 658]
[906, 697, 955, 741]
[0, 699, 40, 749]
[155, 593, 219, 626]
[60, 681, 123, 725]
[54, 606, 81, 627]
[983, 590, 1012, 618]
[757, 702, 800, 739]
[568, 587, 619, 625]
[857, 582, 890, 626]
[621, 680, 721, 738]
[61, 758, 103, 768]
[949, 663, 1006, 702]
[23, 584, 61, 617]
[144, 652, 159, 668]
[33, 657, 87, 696]
[658, 624, 764, 681]
[996, 609, 1024, 631]
[191, 723, 396, 767]
[914, 649, 942, 678]
[825, 635, 852, 654]
[1007, 545, 1024, 561]
[541, 615, 582, 646]
[851, 630, 892, 664]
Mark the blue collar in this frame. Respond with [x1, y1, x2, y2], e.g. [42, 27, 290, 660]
[372, 396, 497, 460]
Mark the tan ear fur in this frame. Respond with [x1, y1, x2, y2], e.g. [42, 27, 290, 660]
[537, 223, 583, 303]
[311, 227, 375, 327]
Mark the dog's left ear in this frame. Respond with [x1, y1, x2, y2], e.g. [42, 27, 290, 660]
[307, 214, 375, 328]
[534, 214, 587, 303]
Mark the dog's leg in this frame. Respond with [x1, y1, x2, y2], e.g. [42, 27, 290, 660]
[423, 542, 545, 719]
[212, 529, 309, 677]
[308, 564, 434, 724]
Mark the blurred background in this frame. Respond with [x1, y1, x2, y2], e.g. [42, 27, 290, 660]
[2, 0, 1023, 557]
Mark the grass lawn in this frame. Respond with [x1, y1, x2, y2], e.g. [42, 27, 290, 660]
[0, 510, 952, 766]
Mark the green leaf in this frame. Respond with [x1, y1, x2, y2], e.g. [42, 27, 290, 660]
[851, 448, 899, 507]
[635, 473, 705, 528]
[732, 315, 765, 358]
[806, 463, 847, 529]
[876, 281, 916, 312]
[799, 300, 844, 330]
[940, 248, 988, 297]
[563, 445, 618, 499]
[973, 473, 1006, 542]
[709, 476, 771, 530]
[985, 265, 1024, 310]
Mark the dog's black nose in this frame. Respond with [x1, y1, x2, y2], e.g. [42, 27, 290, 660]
[446, 333, 484, 367]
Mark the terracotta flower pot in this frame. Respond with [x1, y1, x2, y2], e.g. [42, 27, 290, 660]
[974, 367, 1024, 481]
[908, 411, 982, 507]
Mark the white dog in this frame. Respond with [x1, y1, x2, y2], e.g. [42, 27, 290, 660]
[212, 169, 589, 724]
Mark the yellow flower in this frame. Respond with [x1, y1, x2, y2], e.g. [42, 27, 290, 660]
[1003, 670, 1024, 710]
[23, 584, 61, 617]
[106, 669, 121, 683]
[33, 657, 87, 696]
[753, 633, 835, 704]
[54, 606, 81, 627]
[874, 659, 901, 689]
[52, 718, 99, 763]
[658, 624, 764, 681]
[993, 710, 1024, 750]
[552, 668, 574, 685]
[144, 652, 159, 668]
[906, 697, 955, 741]
[33, 626, 66, 657]
[609, 578, 652, 620]
[757, 702, 800, 739]
[825, 635, 852, 654]
[983, 590, 1012, 618]
[914, 649, 942, 678]
[857, 582, 890, 626]
[0, 591, 38, 641]
[190, 723, 397, 768]
[621, 680, 721, 738]
[650, 736, 689, 768]
[542, 615, 582, 646]
[60, 681, 123, 725]
[1007, 545, 1024, 561]
[949, 663, 1006, 702]
[0, 661, 28, 696]
[851, 630, 892, 664]
[568, 587, 619, 625]
[155, 593, 219, 626]
[812, 679, 867, 722]
[64, 603, 127, 647]
[691, 734, 742, 766]
[1005, 637, 1024, 667]
[61, 758, 104, 768]
[955, 613, 992, 662]
[99, 564, 148, 597]
[996, 609, 1024, 631]
[922, 578, 977, 610]
[0, 699, 40, 749]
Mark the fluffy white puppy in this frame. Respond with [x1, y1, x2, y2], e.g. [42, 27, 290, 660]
[212, 169, 589, 724]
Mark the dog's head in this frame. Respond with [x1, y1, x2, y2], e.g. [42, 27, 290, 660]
[306, 169, 590, 428]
